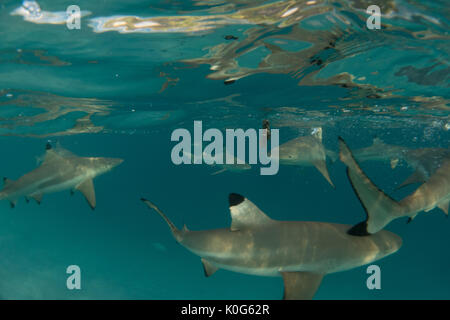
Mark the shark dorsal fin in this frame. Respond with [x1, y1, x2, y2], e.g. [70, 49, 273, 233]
[311, 127, 322, 141]
[42, 149, 64, 164]
[372, 137, 384, 145]
[228, 194, 273, 231]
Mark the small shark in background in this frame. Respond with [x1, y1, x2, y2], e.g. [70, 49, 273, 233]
[277, 127, 337, 187]
[339, 137, 449, 235]
[352, 137, 407, 170]
[0, 143, 123, 209]
[351, 137, 450, 188]
[399, 147, 450, 189]
[210, 162, 252, 176]
[141, 193, 401, 299]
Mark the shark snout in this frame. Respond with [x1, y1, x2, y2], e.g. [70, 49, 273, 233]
[91, 157, 124, 173]
[386, 233, 403, 255]
[105, 158, 124, 169]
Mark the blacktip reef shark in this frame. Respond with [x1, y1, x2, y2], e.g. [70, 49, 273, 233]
[278, 127, 337, 187]
[141, 194, 401, 299]
[0, 143, 123, 209]
[352, 138, 450, 188]
[339, 137, 449, 235]
[352, 137, 408, 170]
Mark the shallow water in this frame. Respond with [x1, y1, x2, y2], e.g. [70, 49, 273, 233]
[0, 0, 448, 299]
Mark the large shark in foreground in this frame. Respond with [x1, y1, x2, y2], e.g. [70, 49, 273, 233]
[141, 194, 401, 299]
[339, 137, 449, 235]
[0, 143, 123, 209]
[278, 127, 337, 187]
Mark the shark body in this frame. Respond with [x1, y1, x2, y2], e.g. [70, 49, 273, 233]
[352, 138, 407, 169]
[142, 193, 401, 299]
[278, 128, 336, 187]
[0, 143, 123, 209]
[339, 137, 449, 235]
[352, 137, 450, 188]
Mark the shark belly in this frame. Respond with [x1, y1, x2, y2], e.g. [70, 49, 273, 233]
[36, 175, 85, 195]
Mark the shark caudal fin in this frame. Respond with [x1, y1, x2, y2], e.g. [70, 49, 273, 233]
[141, 198, 182, 242]
[338, 137, 405, 235]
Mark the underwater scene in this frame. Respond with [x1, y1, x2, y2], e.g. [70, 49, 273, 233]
[0, 0, 448, 300]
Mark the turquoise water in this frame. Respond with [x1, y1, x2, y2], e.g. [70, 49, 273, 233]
[0, 0, 449, 299]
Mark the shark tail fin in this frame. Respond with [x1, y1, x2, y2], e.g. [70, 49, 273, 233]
[338, 137, 404, 234]
[141, 198, 182, 242]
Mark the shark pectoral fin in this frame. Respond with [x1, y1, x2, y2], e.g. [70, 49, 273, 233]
[228, 193, 274, 231]
[77, 179, 96, 210]
[312, 160, 335, 188]
[281, 272, 324, 300]
[437, 201, 449, 216]
[390, 158, 399, 169]
[396, 170, 426, 190]
[9, 199, 18, 208]
[201, 258, 219, 277]
[31, 193, 43, 205]
[211, 168, 227, 176]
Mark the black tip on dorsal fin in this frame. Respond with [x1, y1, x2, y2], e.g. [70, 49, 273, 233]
[45, 142, 52, 150]
[3, 177, 7, 183]
[347, 221, 370, 237]
[229, 193, 245, 207]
